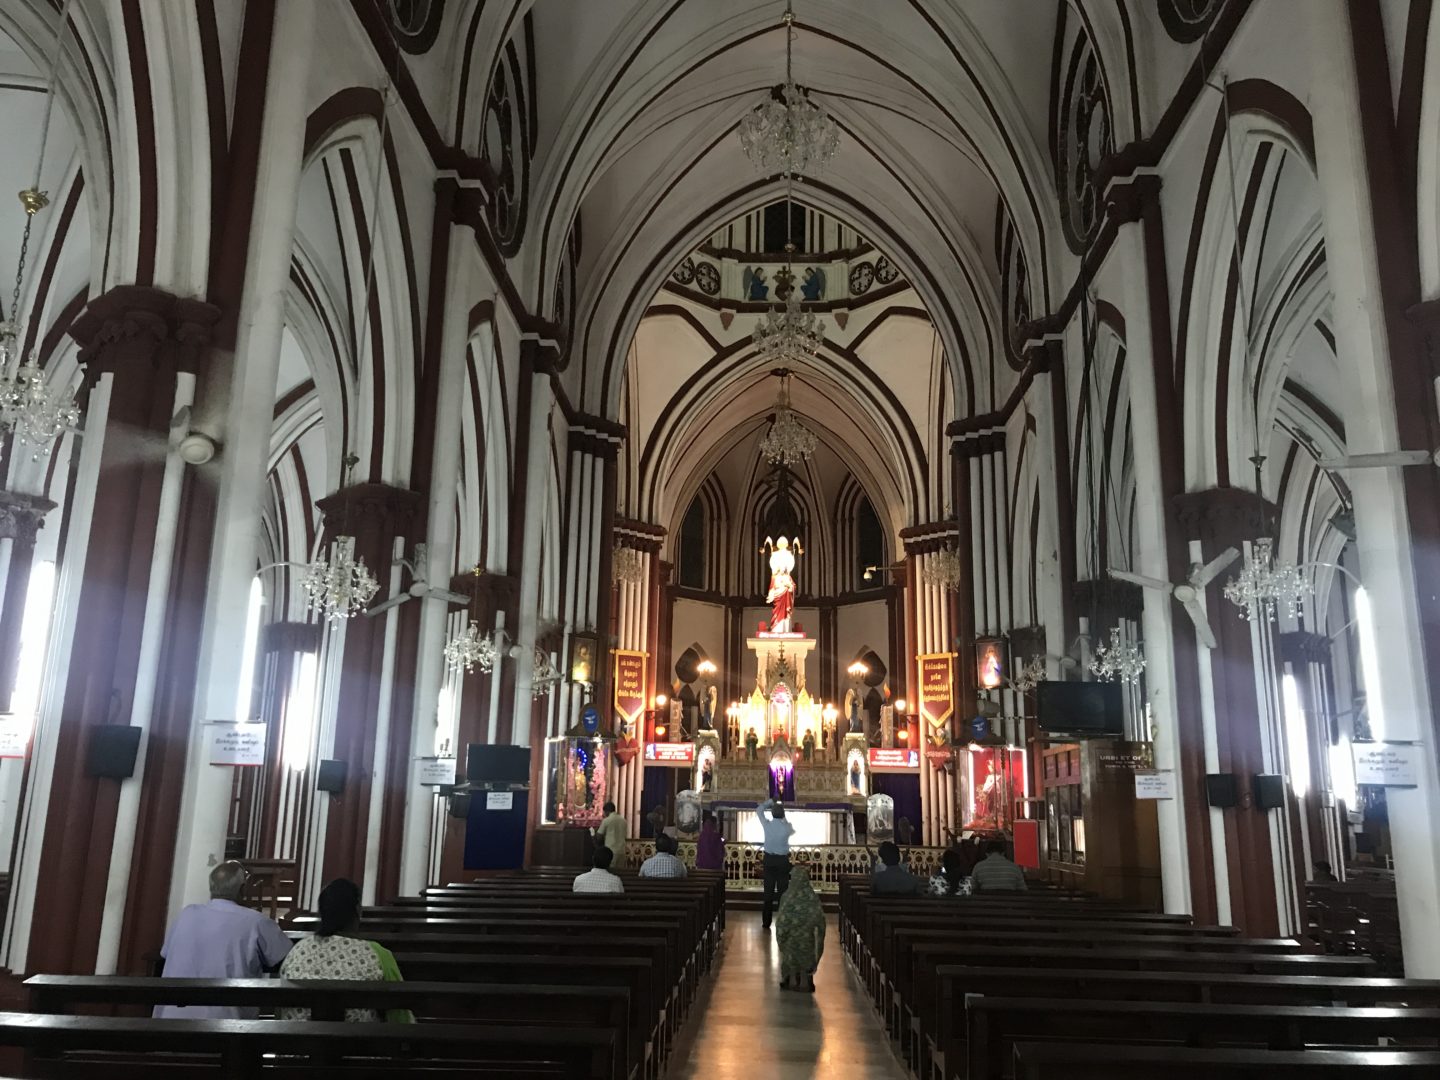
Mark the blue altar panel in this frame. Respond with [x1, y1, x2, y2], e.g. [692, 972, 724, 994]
[463, 791, 529, 870]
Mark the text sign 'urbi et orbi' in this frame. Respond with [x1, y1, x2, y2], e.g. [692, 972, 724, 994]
[918, 653, 955, 732]
[644, 742, 694, 765]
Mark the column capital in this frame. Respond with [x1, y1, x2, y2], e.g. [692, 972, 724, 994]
[316, 482, 425, 537]
[448, 568, 520, 607]
[901, 521, 960, 556]
[0, 490, 57, 544]
[1072, 577, 1144, 632]
[947, 426, 1006, 457]
[615, 518, 665, 554]
[69, 285, 221, 380]
[1172, 487, 1277, 546]
[1104, 174, 1164, 226]
[1277, 631, 1333, 666]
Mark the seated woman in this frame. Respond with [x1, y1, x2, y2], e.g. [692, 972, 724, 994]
[279, 878, 412, 1022]
[928, 849, 973, 897]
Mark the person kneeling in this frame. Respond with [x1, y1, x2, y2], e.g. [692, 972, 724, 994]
[280, 878, 412, 1022]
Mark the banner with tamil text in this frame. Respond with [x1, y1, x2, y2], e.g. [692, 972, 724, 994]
[917, 652, 955, 731]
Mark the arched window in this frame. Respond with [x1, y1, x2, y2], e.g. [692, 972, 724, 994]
[763, 200, 807, 253]
[679, 496, 706, 588]
[856, 496, 884, 589]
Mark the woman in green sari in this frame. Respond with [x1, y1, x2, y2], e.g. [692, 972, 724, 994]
[774, 864, 825, 991]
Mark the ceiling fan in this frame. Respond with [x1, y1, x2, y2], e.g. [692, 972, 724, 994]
[366, 543, 469, 616]
[1319, 448, 1440, 470]
[1107, 548, 1239, 650]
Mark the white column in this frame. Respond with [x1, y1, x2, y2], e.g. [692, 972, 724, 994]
[511, 367, 554, 738]
[360, 541, 404, 906]
[397, 229, 471, 896]
[166, 0, 315, 920]
[1311, 1, 1440, 976]
[1113, 222, 1194, 917]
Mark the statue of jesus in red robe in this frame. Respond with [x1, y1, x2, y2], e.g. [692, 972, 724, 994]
[764, 536, 800, 633]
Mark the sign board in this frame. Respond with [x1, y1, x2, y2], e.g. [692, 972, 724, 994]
[1134, 770, 1175, 800]
[208, 722, 266, 767]
[644, 742, 694, 765]
[1098, 744, 1154, 773]
[485, 791, 514, 811]
[417, 757, 457, 787]
[1353, 742, 1420, 787]
[613, 650, 647, 737]
[868, 747, 920, 770]
[918, 653, 955, 730]
[0, 720, 28, 759]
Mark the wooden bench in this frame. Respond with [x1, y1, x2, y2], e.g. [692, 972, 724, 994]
[0, 1011, 616, 1079]
[968, 996, 1440, 1080]
[1011, 1041, 1440, 1078]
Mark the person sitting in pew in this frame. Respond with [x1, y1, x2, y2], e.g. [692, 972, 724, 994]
[1314, 859, 1339, 882]
[155, 860, 292, 1019]
[970, 838, 1028, 892]
[871, 841, 924, 896]
[927, 848, 973, 896]
[279, 878, 412, 1023]
[638, 831, 688, 879]
[573, 845, 626, 893]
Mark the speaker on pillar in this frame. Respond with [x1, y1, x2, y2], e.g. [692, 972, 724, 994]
[1205, 773, 1238, 808]
[316, 759, 347, 795]
[447, 792, 472, 819]
[85, 725, 143, 779]
[1252, 773, 1287, 810]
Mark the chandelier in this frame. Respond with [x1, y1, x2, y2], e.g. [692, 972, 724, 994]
[759, 371, 817, 466]
[1011, 656, 1048, 694]
[753, 277, 825, 365]
[302, 535, 380, 621]
[1222, 536, 1310, 623]
[1089, 625, 1146, 684]
[443, 621, 491, 674]
[0, 0, 80, 456]
[612, 546, 646, 586]
[738, 1, 839, 178]
[922, 546, 965, 591]
[532, 646, 563, 698]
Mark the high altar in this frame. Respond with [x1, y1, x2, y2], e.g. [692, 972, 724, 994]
[695, 537, 869, 843]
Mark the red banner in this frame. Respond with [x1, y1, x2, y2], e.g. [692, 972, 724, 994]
[644, 743, 694, 765]
[868, 747, 919, 770]
[917, 653, 955, 729]
[613, 650, 647, 738]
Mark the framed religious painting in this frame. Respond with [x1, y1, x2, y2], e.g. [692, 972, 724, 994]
[568, 631, 600, 686]
[975, 637, 1005, 691]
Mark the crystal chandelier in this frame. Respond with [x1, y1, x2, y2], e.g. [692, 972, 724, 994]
[302, 535, 380, 621]
[738, 1, 839, 178]
[532, 646, 563, 698]
[443, 621, 491, 674]
[922, 546, 965, 591]
[1089, 625, 1146, 684]
[612, 546, 646, 586]
[1222, 536, 1311, 623]
[759, 371, 817, 466]
[0, 0, 80, 456]
[1011, 656, 1048, 694]
[753, 278, 825, 366]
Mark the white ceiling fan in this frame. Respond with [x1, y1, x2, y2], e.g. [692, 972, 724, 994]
[366, 543, 469, 616]
[1108, 548, 1240, 650]
[1319, 448, 1440, 470]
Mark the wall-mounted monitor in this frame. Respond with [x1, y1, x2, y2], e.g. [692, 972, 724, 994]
[1035, 680, 1124, 739]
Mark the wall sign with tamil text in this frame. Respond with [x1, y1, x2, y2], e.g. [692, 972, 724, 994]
[917, 652, 955, 731]
[208, 722, 267, 767]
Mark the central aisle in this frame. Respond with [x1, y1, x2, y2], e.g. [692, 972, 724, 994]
[667, 910, 909, 1080]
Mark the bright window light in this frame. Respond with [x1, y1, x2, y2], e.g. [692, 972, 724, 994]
[233, 578, 265, 723]
[282, 651, 319, 771]
[1354, 587, 1385, 741]
[1330, 739, 1358, 810]
[11, 560, 57, 725]
[1281, 673, 1310, 797]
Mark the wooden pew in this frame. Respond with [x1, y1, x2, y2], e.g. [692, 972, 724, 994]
[0, 1011, 616, 1079]
[968, 996, 1440, 1080]
[25, 976, 632, 1079]
[1011, 1041, 1440, 1078]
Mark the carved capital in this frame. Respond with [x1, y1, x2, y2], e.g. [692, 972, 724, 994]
[1008, 624, 1048, 662]
[615, 517, 665, 555]
[1073, 577, 1144, 633]
[316, 483, 425, 537]
[1104, 174, 1163, 226]
[0, 490, 57, 545]
[448, 569, 520, 609]
[261, 621, 323, 655]
[1172, 488, 1276, 547]
[69, 285, 221, 380]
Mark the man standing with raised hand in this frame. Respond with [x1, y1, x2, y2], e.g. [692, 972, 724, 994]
[756, 797, 795, 928]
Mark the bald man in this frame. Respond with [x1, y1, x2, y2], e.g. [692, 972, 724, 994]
[155, 861, 292, 1018]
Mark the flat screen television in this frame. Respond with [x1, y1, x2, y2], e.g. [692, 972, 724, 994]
[466, 743, 532, 786]
[1035, 680, 1124, 738]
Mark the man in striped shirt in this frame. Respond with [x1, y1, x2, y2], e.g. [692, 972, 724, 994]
[639, 832, 688, 879]
[970, 839, 1028, 892]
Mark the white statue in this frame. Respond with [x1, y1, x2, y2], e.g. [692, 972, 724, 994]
[763, 536, 801, 633]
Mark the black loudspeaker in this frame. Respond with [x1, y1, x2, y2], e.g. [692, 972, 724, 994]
[466, 744, 531, 786]
[1253, 773, 1287, 810]
[316, 759, 347, 795]
[1205, 773, 1239, 808]
[447, 792, 472, 819]
[86, 725, 143, 779]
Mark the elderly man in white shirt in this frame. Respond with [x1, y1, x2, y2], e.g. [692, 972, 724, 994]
[638, 832, 688, 879]
[573, 845, 626, 893]
[756, 798, 795, 928]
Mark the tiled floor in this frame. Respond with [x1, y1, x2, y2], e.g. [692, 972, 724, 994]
[667, 911, 909, 1079]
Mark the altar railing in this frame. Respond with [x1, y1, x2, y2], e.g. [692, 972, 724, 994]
[623, 840, 946, 891]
